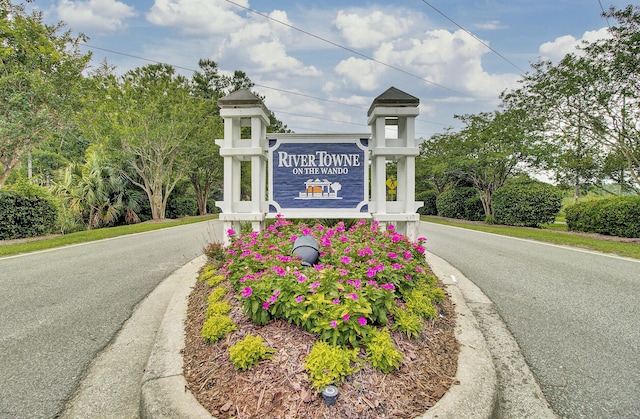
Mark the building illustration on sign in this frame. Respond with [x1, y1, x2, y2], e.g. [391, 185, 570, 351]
[297, 179, 342, 199]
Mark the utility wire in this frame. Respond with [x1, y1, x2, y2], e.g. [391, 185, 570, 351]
[418, 0, 525, 73]
[80, 42, 450, 129]
[597, 0, 611, 27]
[223, 0, 467, 97]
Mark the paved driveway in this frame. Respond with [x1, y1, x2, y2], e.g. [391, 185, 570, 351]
[0, 221, 221, 419]
[418, 222, 640, 418]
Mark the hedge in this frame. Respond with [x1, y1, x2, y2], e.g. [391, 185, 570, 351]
[436, 187, 484, 221]
[493, 180, 563, 227]
[416, 190, 438, 215]
[565, 196, 640, 238]
[0, 190, 58, 240]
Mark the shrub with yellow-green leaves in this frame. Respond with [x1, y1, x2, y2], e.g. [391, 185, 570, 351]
[201, 314, 237, 343]
[304, 340, 360, 391]
[199, 265, 225, 287]
[365, 327, 402, 373]
[205, 301, 232, 319]
[229, 334, 275, 370]
[207, 287, 228, 304]
[391, 307, 424, 338]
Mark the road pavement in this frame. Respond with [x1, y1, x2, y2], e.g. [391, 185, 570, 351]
[0, 220, 222, 419]
[418, 222, 640, 419]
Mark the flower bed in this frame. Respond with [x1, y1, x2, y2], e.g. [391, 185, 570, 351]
[184, 217, 458, 417]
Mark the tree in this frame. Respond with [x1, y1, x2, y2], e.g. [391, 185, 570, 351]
[583, 5, 640, 192]
[422, 109, 541, 221]
[53, 149, 142, 229]
[502, 5, 640, 194]
[502, 55, 605, 201]
[87, 63, 211, 219]
[0, 0, 90, 186]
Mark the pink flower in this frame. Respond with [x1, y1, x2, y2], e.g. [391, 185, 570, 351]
[404, 251, 412, 260]
[268, 289, 281, 303]
[340, 256, 352, 265]
[381, 283, 395, 291]
[330, 320, 338, 328]
[227, 229, 236, 236]
[366, 267, 377, 278]
[392, 263, 403, 270]
[357, 317, 367, 326]
[290, 235, 298, 242]
[295, 295, 304, 303]
[346, 293, 359, 301]
[332, 299, 341, 304]
[262, 302, 270, 310]
[387, 224, 395, 231]
[241, 287, 253, 298]
[342, 313, 350, 321]
[387, 252, 398, 259]
[376, 263, 384, 272]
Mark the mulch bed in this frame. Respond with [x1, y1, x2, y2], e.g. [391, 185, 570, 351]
[183, 275, 459, 419]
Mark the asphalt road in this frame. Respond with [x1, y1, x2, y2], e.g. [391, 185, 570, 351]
[0, 220, 221, 419]
[418, 222, 640, 419]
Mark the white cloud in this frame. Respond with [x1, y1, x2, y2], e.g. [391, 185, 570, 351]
[55, 0, 137, 32]
[147, 0, 248, 35]
[539, 27, 611, 62]
[333, 9, 416, 49]
[334, 57, 385, 91]
[332, 28, 519, 99]
[473, 20, 505, 31]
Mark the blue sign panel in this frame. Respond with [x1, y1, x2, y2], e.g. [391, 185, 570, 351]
[269, 136, 368, 214]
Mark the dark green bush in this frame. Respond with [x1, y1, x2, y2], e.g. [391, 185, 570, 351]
[565, 196, 640, 238]
[0, 189, 57, 239]
[166, 196, 198, 219]
[493, 180, 563, 227]
[416, 189, 438, 215]
[436, 187, 484, 221]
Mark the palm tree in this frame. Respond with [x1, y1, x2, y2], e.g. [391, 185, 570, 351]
[53, 151, 141, 229]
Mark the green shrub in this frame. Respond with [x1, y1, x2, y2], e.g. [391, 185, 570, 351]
[207, 287, 228, 304]
[565, 196, 640, 238]
[166, 195, 198, 219]
[365, 328, 402, 373]
[229, 334, 275, 370]
[417, 189, 438, 215]
[436, 187, 484, 221]
[205, 301, 232, 319]
[201, 314, 237, 343]
[0, 188, 57, 239]
[199, 266, 225, 286]
[493, 180, 562, 227]
[391, 307, 424, 338]
[405, 289, 437, 319]
[304, 341, 360, 391]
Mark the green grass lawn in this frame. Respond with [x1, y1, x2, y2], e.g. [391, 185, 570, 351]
[0, 215, 218, 258]
[421, 216, 640, 260]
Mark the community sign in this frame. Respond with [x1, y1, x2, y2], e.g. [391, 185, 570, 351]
[268, 134, 369, 216]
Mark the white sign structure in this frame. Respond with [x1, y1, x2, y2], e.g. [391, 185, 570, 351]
[215, 87, 423, 244]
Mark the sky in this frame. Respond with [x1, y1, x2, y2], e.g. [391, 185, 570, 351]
[27, 0, 632, 139]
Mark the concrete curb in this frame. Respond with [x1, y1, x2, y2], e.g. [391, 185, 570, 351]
[140, 254, 211, 418]
[140, 251, 501, 419]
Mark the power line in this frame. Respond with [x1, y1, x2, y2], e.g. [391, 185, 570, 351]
[223, 0, 467, 97]
[597, 0, 611, 27]
[80, 42, 450, 130]
[418, 0, 526, 73]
